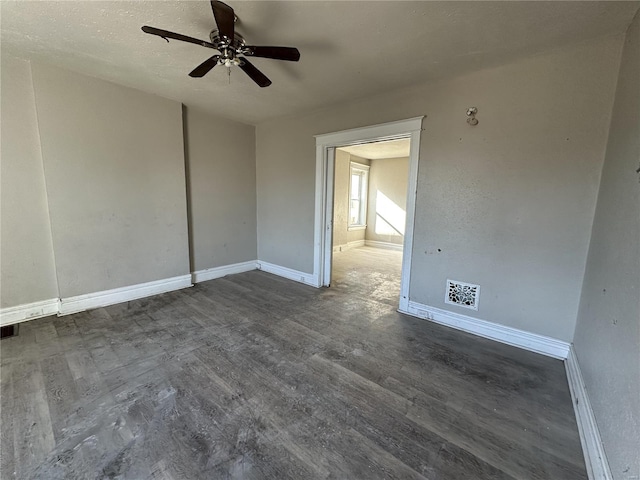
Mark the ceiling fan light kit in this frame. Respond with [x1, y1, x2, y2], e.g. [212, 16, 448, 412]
[142, 1, 300, 88]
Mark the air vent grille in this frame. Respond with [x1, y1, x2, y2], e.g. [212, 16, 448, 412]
[445, 279, 480, 310]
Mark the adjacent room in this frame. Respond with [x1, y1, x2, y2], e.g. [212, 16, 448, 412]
[330, 139, 409, 306]
[1, 1, 638, 479]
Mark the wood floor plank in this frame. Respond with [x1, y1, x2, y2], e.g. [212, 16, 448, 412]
[191, 317, 516, 479]
[191, 339, 433, 479]
[0, 362, 16, 478]
[8, 361, 56, 478]
[0, 247, 587, 479]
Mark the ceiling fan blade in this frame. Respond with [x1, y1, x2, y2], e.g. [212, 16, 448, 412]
[189, 55, 221, 78]
[142, 26, 216, 48]
[210, 1, 235, 42]
[245, 46, 301, 62]
[238, 58, 272, 88]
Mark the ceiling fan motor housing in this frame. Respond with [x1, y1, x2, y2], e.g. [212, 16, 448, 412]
[210, 29, 246, 62]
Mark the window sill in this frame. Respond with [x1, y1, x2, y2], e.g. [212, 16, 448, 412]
[348, 225, 367, 231]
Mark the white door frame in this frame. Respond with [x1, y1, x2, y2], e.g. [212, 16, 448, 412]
[313, 117, 424, 312]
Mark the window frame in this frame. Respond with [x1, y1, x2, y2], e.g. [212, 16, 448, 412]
[348, 162, 370, 230]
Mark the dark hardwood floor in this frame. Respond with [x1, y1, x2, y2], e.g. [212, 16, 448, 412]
[0, 247, 586, 479]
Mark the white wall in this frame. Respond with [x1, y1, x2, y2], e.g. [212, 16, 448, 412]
[256, 34, 623, 341]
[573, 10, 640, 479]
[31, 62, 190, 298]
[366, 157, 409, 246]
[1, 58, 263, 312]
[183, 106, 257, 272]
[0, 56, 58, 308]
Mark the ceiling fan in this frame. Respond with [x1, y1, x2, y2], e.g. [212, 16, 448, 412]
[142, 1, 300, 88]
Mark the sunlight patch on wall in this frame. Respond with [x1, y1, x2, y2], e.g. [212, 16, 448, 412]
[375, 190, 405, 236]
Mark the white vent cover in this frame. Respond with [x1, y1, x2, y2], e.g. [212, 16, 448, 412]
[445, 279, 480, 310]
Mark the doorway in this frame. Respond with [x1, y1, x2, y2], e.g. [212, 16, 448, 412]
[312, 117, 424, 312]
[329, 141, 411, 303]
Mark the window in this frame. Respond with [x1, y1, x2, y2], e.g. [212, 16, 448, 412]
[348, 162, 369, 229]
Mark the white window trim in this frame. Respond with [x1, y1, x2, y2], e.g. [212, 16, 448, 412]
[348, 162, 370, 229]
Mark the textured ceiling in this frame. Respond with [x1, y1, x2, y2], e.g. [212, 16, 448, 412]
[2, 1, 638, 125]
[340, 139, 410, 160]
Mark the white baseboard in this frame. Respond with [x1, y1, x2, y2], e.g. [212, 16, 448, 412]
[565, 346, 612, 480]
[256, 261, 319, 288]
[401, 301, 570, 359]
[333, 240, 365, 253]
[0, 298, 59, 326]
[365, 240, 403, 251]
[192, 260, 257, 283]
[58, 274, 192, 316]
